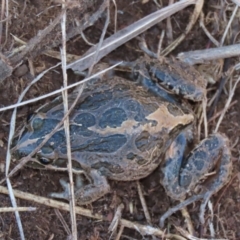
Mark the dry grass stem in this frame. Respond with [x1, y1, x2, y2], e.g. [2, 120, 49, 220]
[0, 0, 5, 46]
[61, 2, 77, 239]
[0, 186, 103, 219]
[3, 61, 63, 240]
[231, 0, 240, 6]
[166, 0, 174, 42]
[54, 208, 71, 236]
[136, 180, 151, 224]
[202, 98, 208, 138]
[207, 201, 216, 238]
[108, 203, 124, 237]
[114, 225, 124, 240]
[208, 100, 237, 123]
[11, 10, 65, 64]
[180, 207, 194, 235]
[80, 30, 95, 46]
[0, 186, 182, 239]
[220, 4, 238, 46]
[6, 179, 25, 239]
[1, 0, 9, 48]
[87, 0, 110, 76]
[161, 0, 204, 56]
[2, 64, 120, 186]
[67, 0, 197, 73]
[214, 76, 240, 132]
[0, 63, 121, 113]
[112, 0, 118, 33]
[54, 209, 71, 236]
[199, 12, 219, 47]
[174, 225, 201, 240]
[0, 207, 36, 212]
[178, 44, 240, 65]
[157, 30, 165, 58]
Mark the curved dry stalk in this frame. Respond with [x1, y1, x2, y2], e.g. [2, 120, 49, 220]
[220, 4, 238, 46]
[199, 12, 219, 47]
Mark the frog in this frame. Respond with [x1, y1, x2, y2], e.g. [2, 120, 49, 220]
[11, 57, 232, 213]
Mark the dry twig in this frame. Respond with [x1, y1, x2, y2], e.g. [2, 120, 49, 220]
[0, 186, 184, 239]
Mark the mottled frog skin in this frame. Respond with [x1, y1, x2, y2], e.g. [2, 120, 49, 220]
[12, 58, 232, 206]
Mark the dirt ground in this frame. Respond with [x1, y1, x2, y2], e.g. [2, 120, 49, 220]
[0, 0, 240, 239]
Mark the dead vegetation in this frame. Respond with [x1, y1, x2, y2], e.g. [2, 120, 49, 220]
[0, 0, 240, 239]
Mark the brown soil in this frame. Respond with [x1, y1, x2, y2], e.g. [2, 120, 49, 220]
[0, 0, 240, 239]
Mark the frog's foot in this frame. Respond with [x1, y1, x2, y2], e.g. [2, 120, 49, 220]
[50, 169, 110, 205]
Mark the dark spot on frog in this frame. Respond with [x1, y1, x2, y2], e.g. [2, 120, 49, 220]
[134, 112, 146, 122]
[126, 152, 136, 160]
[180, 172, 192, 188]
[167, 104, 184, 117]
[74, 112, 96, 127]
[99, 107, 127, 128]
[32, 117, 44, 130]
[76, 91, 113, 110]
[135, 131, 155, 152]
[91, 161, 124, 174]
[61, 134, 127, 154]
[126, 152, 147, 165]
[164, 158, 180, 176]
[136, 157, 148, 165]
[143, 102, 159, 113]
[124, 99, 141, 112]
[188, 150, 207, 171]
[193, 159, 205, 171]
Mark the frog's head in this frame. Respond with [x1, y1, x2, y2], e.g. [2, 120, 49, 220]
[11, 113, 62, 168]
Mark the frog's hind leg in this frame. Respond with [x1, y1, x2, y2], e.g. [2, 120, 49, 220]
[50, 169, 110, 205]
[197, 134, 232, 223]
[160, 133, 232, 226]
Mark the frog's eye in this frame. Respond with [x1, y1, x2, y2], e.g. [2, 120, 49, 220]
[38, 157, 52, 165]
[31, 117, 44, 130]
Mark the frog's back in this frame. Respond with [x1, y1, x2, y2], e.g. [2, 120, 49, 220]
[14, 76, 193, 181]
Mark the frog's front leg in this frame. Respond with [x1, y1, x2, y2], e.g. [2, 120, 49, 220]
[160, 132, 232, 225]
[50, 169, 110, 205]
[132, 57, 207, 102]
